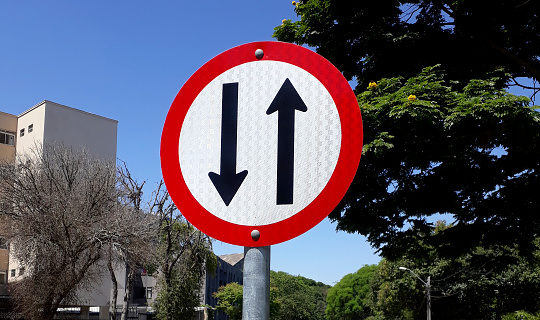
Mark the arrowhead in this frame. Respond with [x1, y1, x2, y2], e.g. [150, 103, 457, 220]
[266, 78, 308, 114]
[208, 170, 248, 206]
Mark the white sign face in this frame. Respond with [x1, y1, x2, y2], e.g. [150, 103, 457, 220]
[178, 61, 341, 226]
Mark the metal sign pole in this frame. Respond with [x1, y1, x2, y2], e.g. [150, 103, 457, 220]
[242, 246, 270, 320]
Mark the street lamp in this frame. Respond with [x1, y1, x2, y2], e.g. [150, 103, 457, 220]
[399, 267, 431, 320]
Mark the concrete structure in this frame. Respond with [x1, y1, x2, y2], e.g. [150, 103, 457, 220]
[200, 254, 244, 320]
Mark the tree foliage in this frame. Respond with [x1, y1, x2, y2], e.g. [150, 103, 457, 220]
[213, 282, 243, 320]
[274, 1, 540, 260]
[325, 265, 377, 320]
[368, 222, 540, 320]
[151, 182, 217, 320]
[274, 0, 540, 95]
[270, 271, 329, 320]
[327, 65, 539, 259]
[213, 271, 329, 320]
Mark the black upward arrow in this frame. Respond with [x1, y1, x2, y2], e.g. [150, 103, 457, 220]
[209, 82, 248, 206]
[266, 78, 308, 205]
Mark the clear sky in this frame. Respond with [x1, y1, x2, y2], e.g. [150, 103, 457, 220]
[1, 1, 534, 286]
[0, 0, 380, 285]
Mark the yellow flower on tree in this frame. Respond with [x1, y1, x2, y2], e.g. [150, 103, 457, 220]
[368, 81, 377, 89]
[292, 1, 297, 5]
[408, 95, 417, 101]
[282, 19, 287, 24]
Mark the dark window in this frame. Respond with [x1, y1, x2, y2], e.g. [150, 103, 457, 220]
[19, 128, 24, 137]
[0, 131, 15, 146]
[28, 124, 33, 133]
[10, 269, 15, 277]
[0, 273, 5, 285]
[133, 287, 145, 299]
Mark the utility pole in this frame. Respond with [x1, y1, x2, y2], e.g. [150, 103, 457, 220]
[399, 267, 431, 320]
[426, 276, 431, 320]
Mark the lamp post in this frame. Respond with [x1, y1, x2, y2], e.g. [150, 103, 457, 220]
[399, 267, 431, 320]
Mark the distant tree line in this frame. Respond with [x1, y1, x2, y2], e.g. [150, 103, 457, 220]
[213, 270, 330, 320]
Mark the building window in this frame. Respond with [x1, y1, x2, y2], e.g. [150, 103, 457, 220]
[19, 128, 24, 137]
[146, 287, 153, 299]
[19, 267, 25, 276]
[0, 131, 15, 146]
[10, 269, 15, 277]
[0, 273, 5, 285]
[28, 124, 33, 133]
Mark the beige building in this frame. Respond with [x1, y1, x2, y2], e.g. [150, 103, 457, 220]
[0, 111, 17, 296]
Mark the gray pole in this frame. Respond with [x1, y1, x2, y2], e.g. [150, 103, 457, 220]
[426, 276, 431, 320]
[243, 246, 271, 320]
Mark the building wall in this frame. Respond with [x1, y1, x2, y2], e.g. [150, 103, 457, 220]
[202, 255, 244, 320]
[0, 111, 17, 296]
[17, 101, 117, 160]
[0, 111, 17, 163]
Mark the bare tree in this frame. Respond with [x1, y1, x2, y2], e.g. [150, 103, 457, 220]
[103, 162, 157, 320]
[0, 143, 216, 320]
[0, 143, 117, 320]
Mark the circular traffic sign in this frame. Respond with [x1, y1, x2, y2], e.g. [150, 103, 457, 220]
[161, 41, 362, 247]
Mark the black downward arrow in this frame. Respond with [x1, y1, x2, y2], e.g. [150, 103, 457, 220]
[209, 82, 248, 206]
[266, 78, 308, 205]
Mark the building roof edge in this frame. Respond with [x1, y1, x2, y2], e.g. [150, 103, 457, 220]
[18, 100, 118, 124]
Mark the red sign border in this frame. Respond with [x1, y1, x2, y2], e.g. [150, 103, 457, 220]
[161, 41, 362, 247]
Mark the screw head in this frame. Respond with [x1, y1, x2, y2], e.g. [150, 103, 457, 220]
[251, 229, 261, 241]
[255, 49, 264, 59]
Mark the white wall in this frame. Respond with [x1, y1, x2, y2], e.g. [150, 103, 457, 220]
[17, 101, 117, 160]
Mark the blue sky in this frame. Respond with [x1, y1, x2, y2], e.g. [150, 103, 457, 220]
[1, 1, 535, 286]
[0, 0, 380, 285]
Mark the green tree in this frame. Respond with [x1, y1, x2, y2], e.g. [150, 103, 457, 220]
[502, 311, 540, 320]
[212, 272, 328, 320]
[325, 65, 539, 259]
[325, 265, 378, 320]
[274, 0, 540, 94]
[151, 182, 217, 320]
[213, 282, 243, 320]
[368, 260, 420, 320]
[274, 1, 540, 259]
[368, 222, 540, 320]
[270, 271, 329, 320]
